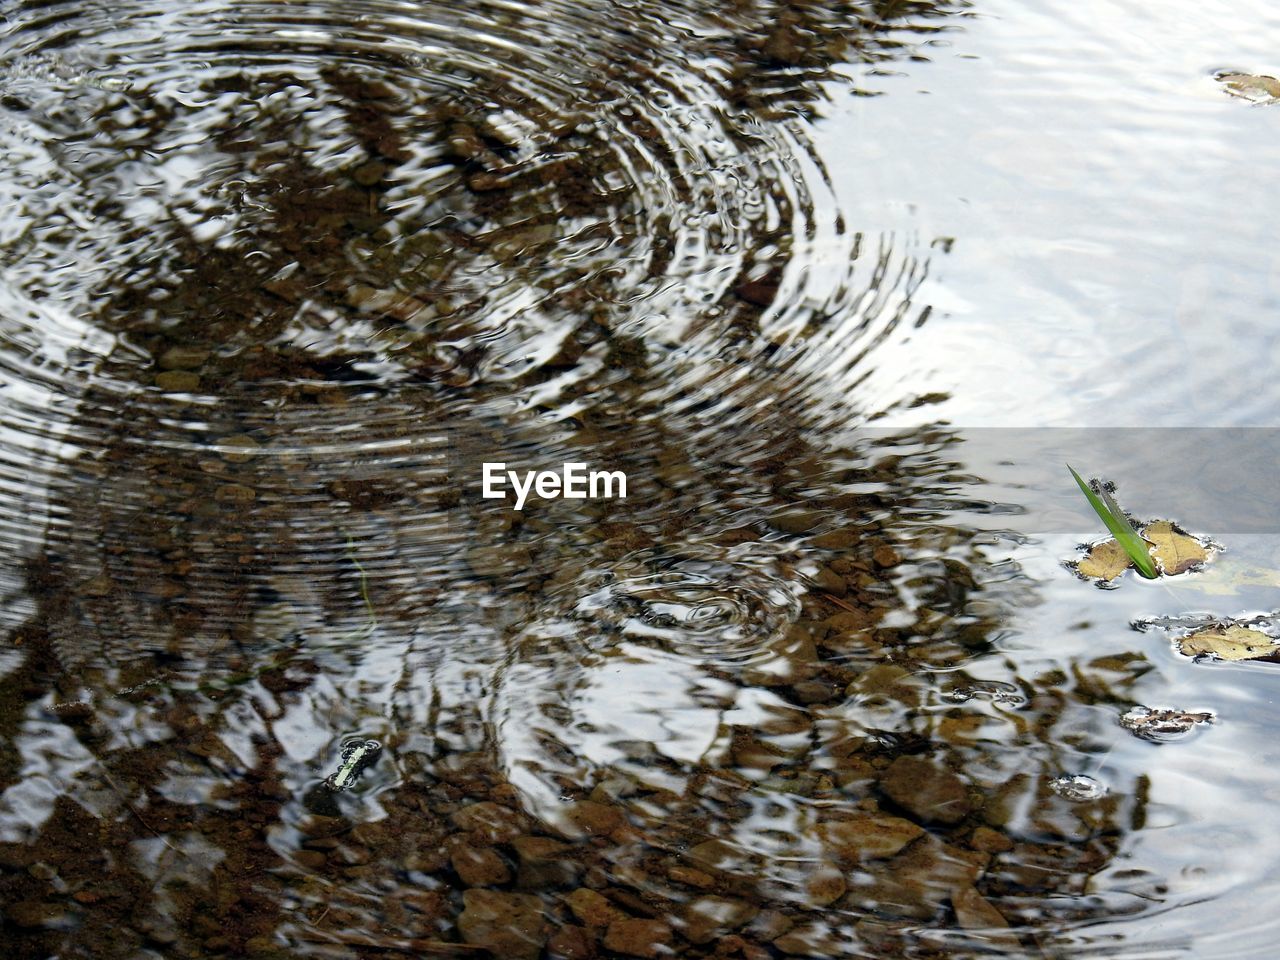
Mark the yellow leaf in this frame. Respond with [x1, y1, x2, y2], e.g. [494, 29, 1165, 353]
[1218, 73, 1280, 102]
[1143, 520, 1209, 576]
[1075, 539, 1133, 581]
[1177, 625, 1279, 661]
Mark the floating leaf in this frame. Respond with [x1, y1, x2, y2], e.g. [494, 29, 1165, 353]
[1069, 506, 1212, 584]
[1075, 539, 1134, 582]
[1068, 466, 1158, 579]
[1177, 624, 1280, 661]
[1217, 72, 1280, 103]
[1145, 520, 1211, 575]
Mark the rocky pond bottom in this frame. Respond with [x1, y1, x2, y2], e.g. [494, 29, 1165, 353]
[1, 0, 1278, 957]
[0, 458, 1164, 960]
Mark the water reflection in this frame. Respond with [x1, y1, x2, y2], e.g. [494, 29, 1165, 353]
[0, 0, 1220, 957]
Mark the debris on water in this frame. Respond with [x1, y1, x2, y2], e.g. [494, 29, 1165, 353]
[325, 739, 382, 791]
[1049, 774, 1107, 802]
[1135, 614, 1280, 663]
[1176, 624, 1280, 662]
[940, 679, 1025, 705]
[1072, 519, 1212, 583]
[1120, 706, 1214, 741]
[1134, 613, 1225, 632]
[1216, 71, 1280, 103]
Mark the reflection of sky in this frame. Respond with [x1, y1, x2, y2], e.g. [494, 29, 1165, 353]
[1002, 533, 1280, 959]
[818, 0, 1280, 429]
[807, 1, 1280, 954]
[0, 287, 118, 643]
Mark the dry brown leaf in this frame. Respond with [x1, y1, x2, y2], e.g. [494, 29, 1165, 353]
[1075, 539, 1134, 581]
[1143, 520, 1209, 576]
[1218, 73, 1280, 102]
[1177, 625, 1279, 661]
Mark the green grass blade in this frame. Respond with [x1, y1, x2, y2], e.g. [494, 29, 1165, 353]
[1068, 465, 1158, 579]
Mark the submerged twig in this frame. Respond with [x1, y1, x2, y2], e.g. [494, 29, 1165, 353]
[95, 765, 188, 860]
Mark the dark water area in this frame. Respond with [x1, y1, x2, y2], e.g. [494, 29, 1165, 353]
[1, 1, 1279, 957]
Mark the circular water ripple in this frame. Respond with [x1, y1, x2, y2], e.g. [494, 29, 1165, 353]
[0, 0, 979, 955]
[570, 545, 803, 666]
[0, 0, 938, 674]
[0, 0, 843, 396]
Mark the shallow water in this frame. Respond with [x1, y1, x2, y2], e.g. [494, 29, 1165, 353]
[0, 1, 1277, 957]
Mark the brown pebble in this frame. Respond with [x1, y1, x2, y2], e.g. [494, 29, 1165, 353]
[603, 918, 673, 959]
[825, 609, 876, 633]
[452, 846, 512, 887]
[873, 545, 902, 568]
[405, 846, 449, 872]
[154, 370, 201, 392]
[244, 934, 281, 956]
[219, 434, 261, 463]
[262, 276, 304, 302]
[770, 510, 824, 534]
[679, 895, 759, 945]
[952, 885, 1022, 950]
[773, 921, 851, 956]
[817, 813, 923, 862]
[215, 484, 257, 502]
[353, 160, 387, 186]
[346, 283, 428, 322]
[734, 276, 779, 307]
[745, 909, 794, 942]
[297, 815, 349, 839]
[563, 888, 619, 928]
[970, 826, 1014, 855]
[789, 678, 841, 704]
[880, 755, 972, 826]
[79, 574, 113, 597]
[811, 529, 860, 550]
[158, 345, 211, 370]
[450, 802, 528, 844]
[810, 565, 846, 596]
[6, 900, 67, 929]
[667, 865, 716, 889]
[547, 924, 594, 960]
[401, 890, 446, 917]
[564, 800, 623, 838]
[513, 835, 580, 889]
[457, 889, 549, 960]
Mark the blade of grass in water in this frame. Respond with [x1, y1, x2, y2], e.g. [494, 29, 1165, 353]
[1068, 464, 1159, 579]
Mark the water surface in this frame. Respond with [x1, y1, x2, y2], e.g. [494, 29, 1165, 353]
[0, 1, 1277, 958]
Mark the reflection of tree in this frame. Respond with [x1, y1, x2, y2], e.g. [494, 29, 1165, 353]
[716, 0, 973, 113]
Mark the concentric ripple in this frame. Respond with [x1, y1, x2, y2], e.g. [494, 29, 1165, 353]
[0, 0, 945, 674]
[0, 1, 1045, 957]
[568, 545, 803, 666]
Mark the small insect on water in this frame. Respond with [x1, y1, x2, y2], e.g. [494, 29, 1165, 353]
[325, 738, 382, 791]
